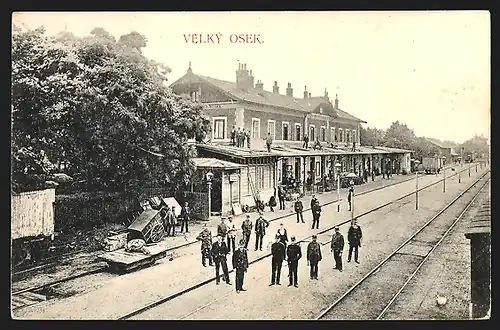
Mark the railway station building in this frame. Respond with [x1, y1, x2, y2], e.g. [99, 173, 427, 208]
[171, 63, 412, 216]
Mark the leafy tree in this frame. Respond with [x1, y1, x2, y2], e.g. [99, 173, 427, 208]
[360, 126, 386, 147]
[459, 135, 489, 158]
[383, 121, 416, 149]
[12, 26, 210, 193]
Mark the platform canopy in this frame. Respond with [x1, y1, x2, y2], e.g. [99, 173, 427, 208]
[193, 157, 246, 170]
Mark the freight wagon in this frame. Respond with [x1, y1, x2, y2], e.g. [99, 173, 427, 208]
[11, 188, 56, 268]
[421, 157, 444, 174]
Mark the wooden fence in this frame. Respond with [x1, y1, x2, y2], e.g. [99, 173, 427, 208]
[11, 188, 55, 240]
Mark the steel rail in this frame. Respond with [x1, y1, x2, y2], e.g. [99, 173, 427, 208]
[118, 166, 486, 320]
[314, 171, 490, 320]
[376, 176, 490, 320]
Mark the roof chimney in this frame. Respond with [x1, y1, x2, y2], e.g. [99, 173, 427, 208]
[187, 61, 192, 73]
[286, 82, 293, 97]
[303, 86, 308, 99]
[324, 88, 329, 99]
[255, 80, 263, 90]
[334, 94, 339, 109]
[236, 62, 254, 91]
[309, 92, 311, 98]
[273, 81, 279, 94]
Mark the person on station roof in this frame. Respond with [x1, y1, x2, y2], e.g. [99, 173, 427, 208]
[266, 132, 273, 152]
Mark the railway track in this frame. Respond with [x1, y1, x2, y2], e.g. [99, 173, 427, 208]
[315, 172, 490, 320]
[13, 163, 469, 282]
[118, 166, 487, 320]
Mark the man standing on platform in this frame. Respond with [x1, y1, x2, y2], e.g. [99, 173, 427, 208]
[331, 226, 344, 271]
[347, 219, 362, 264]
[217, 217, 229, 243]
[294, 196, 305, 223]
[211, 235, 231, 285]
[232, 239, 249, 293]
[227, 216, 237, 253]
[241, 214, 253, 249]
[311, 200, 322, 229]
[231, 126, 236, 146]
[278, 186, 286, 210]
[269, 234, 285, 286]
[254, 213, 269, 251]
[196, 223, 213, 267]
[286, 236, 302, 288]
[307, 235, 322, 280]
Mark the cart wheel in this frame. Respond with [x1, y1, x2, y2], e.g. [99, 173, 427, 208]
[149, 223, 165, 243]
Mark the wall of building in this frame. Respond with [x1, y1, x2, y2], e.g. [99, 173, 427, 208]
[243, 108, 304, 142]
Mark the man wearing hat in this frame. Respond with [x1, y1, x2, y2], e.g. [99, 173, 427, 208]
[254, 213, 270, 251]
[286, 236, 302, 287]
[331, 227, 345, 271]
[227, 216, 237, 253]
[307, 235, 322, 280]
[232, 239, 249, 293]
[217, 217, 229, 243]
[294, 196, 305, 223]
[241, 214, 253, 249]
[211, 235, 231, 285]
[196, 223, 214, 267]
[269, 234, 286, 286]
[347, 219, 362, 264]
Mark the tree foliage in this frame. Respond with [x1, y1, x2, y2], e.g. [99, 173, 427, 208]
[459, 135, 489, 158]
[12, 26, 210, 193]
[360, 126, 385, 147]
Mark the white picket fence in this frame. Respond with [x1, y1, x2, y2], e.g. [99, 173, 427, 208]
[11, 188, 55, 240]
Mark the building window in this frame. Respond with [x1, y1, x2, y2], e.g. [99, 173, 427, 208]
[339, 128, 343, 143]
[267, 120, 276, 140]
[352, 130, 357, 144]
[320, 126, 326, 142]
[282, 122, 289, 141]
[213, 117, 227, 140]
[252, 118, 260, 139]
[331, 127, 336, 142]
[346, 129, 350, 143]
[309, 125, 316, 141]
[295, 123, 302, 141]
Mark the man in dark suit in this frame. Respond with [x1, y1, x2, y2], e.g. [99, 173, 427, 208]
[278, 186, 286, 210]
[347, 219, 362, 264]
[286, 236, 302, 288]
[311, 201, 322, 229]
[331, 226, 345, 271]
[307, 235, 322, 280]
[232, 239, 249, 293]
[241, 214, 253, 249]
[254, 213, 269, 251]
[294, 196, 304, 223]
[269, 234, 285, 286]
[211, 235, 231, 285]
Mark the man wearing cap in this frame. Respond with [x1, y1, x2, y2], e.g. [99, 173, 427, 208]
[217, 217, 229, 243]
[211, 235, 231, 285]
[286, 236, 302, 287]
[232, 239, 249, 293]
[196, 223, 213, 267]
[307, 235, 322, 280]
[311, 200, 322, 230]
[227, 217, 237, 253]
[347, 219, 363, 264]
[294, 196, 305, 223]
[331, 227, 345, 271]
[241, 214, 253, 249]
[163, 205, 176, 237]
[269, 234, 286, 286]
[254, 213, 270, 251]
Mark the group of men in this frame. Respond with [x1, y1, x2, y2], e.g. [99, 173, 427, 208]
[231, 127, 251, 148]
[160, 201, 191, 237]
[196, 209, 364, 292]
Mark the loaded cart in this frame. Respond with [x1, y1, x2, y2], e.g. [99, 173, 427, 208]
[127, 209, 165, 243]
[99, 209, 168, 274]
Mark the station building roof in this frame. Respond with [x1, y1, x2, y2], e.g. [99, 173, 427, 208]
[193, 157, 246, 170]
[465, 197, 491, 237]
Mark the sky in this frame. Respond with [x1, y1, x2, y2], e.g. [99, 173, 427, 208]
[13, 11, 490, 144]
